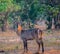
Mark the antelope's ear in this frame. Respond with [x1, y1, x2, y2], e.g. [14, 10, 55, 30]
[17, 25, 22, 35]
[17, 25, 22, 32]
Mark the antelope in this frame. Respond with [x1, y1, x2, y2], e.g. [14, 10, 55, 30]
[17, 24, 44, 53]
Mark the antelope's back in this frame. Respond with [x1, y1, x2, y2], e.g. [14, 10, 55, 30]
[21, 28, 38, 40]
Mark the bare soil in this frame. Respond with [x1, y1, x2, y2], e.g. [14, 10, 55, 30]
[0, 29, 60, 54]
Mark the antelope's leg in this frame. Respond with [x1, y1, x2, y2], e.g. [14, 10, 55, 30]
[37, 42, 40, 52]
[36, 39, 40, 52]
[41, 40, 44, 53]
[23, 39, 28, 52]
[36, 39, 44, 53]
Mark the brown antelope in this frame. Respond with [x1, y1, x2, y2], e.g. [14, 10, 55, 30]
[17, 24, 44, 53]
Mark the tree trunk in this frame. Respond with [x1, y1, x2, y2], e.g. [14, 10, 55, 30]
[3, 12, 9, 31]
[47, 17, 52, 29]
[54, 12, 60, 29]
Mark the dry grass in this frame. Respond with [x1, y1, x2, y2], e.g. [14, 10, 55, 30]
[43, 29, 60, 36]
[0, 30, 60, 54]
[0, 30, 17, 37]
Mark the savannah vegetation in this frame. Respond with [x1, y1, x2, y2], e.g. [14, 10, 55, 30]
[0, 0, 60, 31]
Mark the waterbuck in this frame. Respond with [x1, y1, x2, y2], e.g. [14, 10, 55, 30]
[17, 25, 44, 53]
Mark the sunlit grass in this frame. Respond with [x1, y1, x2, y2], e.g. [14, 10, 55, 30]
[0, 29, 60, 51]
[0, 40, 59, 51]
[44, 41, 58, 47]
[0, 43, 23, 51]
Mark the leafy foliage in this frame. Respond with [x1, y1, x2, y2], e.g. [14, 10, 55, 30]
[0, 0, 60, 30]
[0, 0, 21, 12]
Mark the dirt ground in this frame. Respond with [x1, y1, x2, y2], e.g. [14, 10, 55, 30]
[0, 49, 60, 54]
[0, 30, 60, 54]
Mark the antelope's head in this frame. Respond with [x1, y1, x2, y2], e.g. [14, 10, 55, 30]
[17, 24, 22, 35]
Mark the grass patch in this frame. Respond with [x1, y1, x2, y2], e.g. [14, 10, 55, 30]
[0, 43, 23, 51]
[44, 41, 59, 47]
